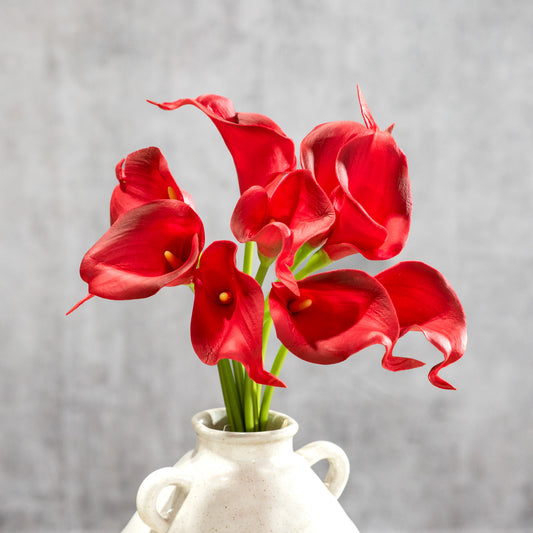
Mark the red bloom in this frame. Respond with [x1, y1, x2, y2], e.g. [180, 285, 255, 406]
[191, 241, 285, 388]
[301, 87, 411, 260]
[77, 200, 204, 301]
[376, 261, 467, 390]
[231, 169, 335, 294]
[269, 270, 400, 365]
[110, 147, 194, 224]
[148, 94, 297, 194]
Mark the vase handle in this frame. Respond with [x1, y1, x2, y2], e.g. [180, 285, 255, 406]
[136, 466, 193, 533]
[296, 440, 350, 499]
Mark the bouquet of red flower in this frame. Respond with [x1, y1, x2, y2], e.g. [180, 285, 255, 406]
[69, 87, 466, 432]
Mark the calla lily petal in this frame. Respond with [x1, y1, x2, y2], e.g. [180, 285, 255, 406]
[301, 120, 367, 197]
[250, 221, 297, 295]
[229, 184, 295, 287]
[356, 84, 378, 130]
[231, 185, 271, 245]
[268, 169, 335, 252]
[79, 200, 204, 300]
[149, 94, 297, 194]
[110, 147, 193, 224]
[191, 240, 285, 388]
[376, 261, 467, 390]
[322, 186, 388, 260]
[269, 270, 399, 364]
[335, 129, 411, 260]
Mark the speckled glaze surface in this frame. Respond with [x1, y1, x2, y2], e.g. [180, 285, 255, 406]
[121, 408, 360, 533]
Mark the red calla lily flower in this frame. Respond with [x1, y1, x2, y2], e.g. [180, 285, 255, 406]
[269, 270, 400, 365]
[148, 94, 297, 194]
[301, 87, 411, 260]
[76, 200, 204, 302]
[376, 261, 467, 390]
[111, 147, 194, 224]
[231, 169, 335, 294]
[191, 240, 285, 388]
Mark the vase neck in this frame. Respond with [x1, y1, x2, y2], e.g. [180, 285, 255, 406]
[195, 433, 295, 460]
[191, 408, 299, 460]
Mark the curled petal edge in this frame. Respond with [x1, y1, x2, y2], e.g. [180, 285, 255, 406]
[376, 261, 467, 390]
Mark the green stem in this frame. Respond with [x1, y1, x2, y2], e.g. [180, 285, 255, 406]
[243, 374, 255, 432]
[259, 345, 289, 430]
[218, 366, 236, 431]
[295, 247, 332, 280]
[291, 243, 315, 272]
[252, 381, 260, 430]
[232, 360, 245, 404]
[255, 259, 271, 286]
[262, 304, 273, 355]
[250, 305, 273, 428]
[243, 241, 254, 275]
[217, 359, 244, 432]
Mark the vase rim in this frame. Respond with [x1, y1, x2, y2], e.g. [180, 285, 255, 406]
[191, 407, 299, 441]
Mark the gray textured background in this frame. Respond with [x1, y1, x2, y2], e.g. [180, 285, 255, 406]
[1, 1, 532, 532]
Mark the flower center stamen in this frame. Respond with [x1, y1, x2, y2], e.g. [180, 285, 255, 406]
[164, 250, 182, 269]
[288, 298, 313, 314]
[167, 186, 179, 200]
[218, 291, 233, 305]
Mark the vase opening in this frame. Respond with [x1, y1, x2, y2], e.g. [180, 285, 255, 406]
[192, 408, 298, 439]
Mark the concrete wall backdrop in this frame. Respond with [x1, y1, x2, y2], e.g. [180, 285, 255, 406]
[1, 1, 532, 531]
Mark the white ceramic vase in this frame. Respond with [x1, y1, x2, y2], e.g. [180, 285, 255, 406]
[121, 408, 360, 533]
